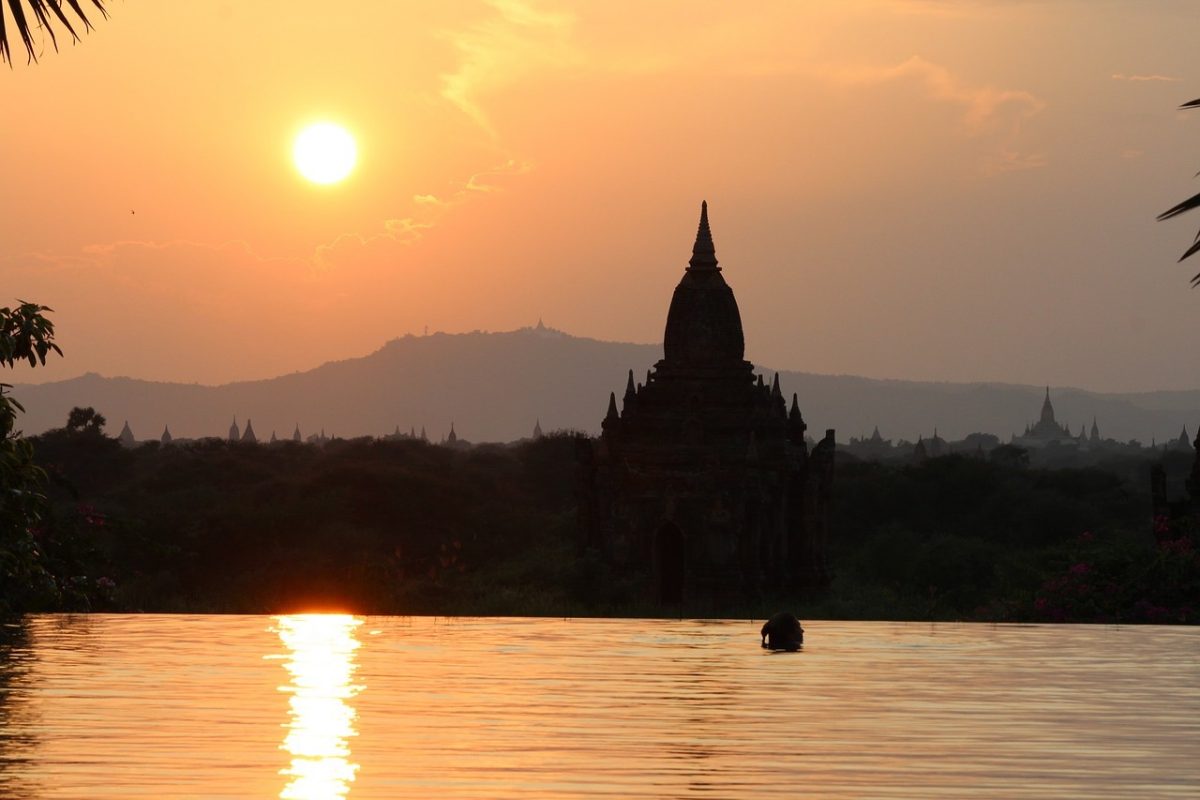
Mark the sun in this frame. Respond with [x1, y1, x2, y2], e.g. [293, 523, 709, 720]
[293, 122, 357, 185]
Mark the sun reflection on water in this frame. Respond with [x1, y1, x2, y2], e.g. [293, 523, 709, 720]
[276, 614, 363, 800]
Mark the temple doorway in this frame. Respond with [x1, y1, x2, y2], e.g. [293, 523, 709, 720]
[656, 521, 685, 604]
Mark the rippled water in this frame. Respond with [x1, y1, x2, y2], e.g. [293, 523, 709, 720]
[0, 616, 1196, 799]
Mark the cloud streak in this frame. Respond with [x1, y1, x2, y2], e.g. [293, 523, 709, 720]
[440, 0, 578, 137]
[1111, 73, 1179, 82]
[827, 56, 1045, 133]
[312, 158, 533, 270]
[820, 55, 1046, 175]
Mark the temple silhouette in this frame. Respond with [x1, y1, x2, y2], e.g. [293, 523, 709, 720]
[580, 202, 834, 603]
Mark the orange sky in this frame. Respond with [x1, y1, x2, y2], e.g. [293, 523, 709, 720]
[3, 1, 1198, 391]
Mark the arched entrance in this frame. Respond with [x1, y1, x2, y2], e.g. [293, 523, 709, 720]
[655, 521, 685, 605]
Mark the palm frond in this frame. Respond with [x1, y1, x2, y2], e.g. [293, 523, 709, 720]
[1, 0, 106, 65]
[1157, 190, 1200, 222]
[1161, 97, 1200, 273]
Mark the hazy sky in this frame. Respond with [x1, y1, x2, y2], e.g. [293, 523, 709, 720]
[3, 1, 1197, 391]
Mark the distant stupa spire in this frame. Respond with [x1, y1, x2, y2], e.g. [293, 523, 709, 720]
[687, 200, 719, 271]
[602, 391, 621, 433]
[1040, 387, 1056, 424]
[788, 392, 807, 441]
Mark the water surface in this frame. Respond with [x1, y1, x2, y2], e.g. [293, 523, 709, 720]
[0, 615, 1196, 798]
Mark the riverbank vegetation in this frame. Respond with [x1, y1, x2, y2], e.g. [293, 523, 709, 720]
[11, 419, 1197, 623]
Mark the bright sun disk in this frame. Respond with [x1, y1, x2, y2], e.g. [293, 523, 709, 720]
[293, 123, 357, 185]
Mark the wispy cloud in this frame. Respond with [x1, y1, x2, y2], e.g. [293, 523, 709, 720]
[820, 55, 1046, 175]
[441, 0, 578, 137]
[1111, 73, 1179, 82]
[827, 56, 1045, 133]
[312, 158, 533, 269]
[982, 148, 1048, 176]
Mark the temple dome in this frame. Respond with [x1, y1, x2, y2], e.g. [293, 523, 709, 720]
[662, 202, 745, 367]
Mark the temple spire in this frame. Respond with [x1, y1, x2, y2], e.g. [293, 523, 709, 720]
[602, 391, 621, 433]
[1040, 386, 1055, 424]
[687, 200, 719, 271]
[788, 392, 807, 440]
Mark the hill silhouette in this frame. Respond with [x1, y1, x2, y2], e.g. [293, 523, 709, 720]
[11, 326, 1200, 444]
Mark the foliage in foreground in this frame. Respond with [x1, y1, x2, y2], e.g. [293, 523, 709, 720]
[0, 1, 106, 65]
[1158, 96, 1200, 284]
[19, 422, 1200, 622]
[1, 301, 64, 614]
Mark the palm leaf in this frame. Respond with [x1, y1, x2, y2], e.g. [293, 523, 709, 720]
[1157, 190, 1200, 222]
[1160, 97, 1200, 274]
[1, 0, 105, 65]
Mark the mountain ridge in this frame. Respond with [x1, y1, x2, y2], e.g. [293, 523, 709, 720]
[11, 327, 1200, 444]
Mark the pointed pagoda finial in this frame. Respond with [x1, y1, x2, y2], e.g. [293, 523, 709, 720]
[605, 392, 619, 419]
[602, 391, 621, 433]
[688, 200, 719, 271]
[624, 369, 636, 401]
[788, 392, 807, 437]
[771, 373, 783, 400]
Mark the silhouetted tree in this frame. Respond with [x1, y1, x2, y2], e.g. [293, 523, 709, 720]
[0, 1, 106, 65]
[989, 443, 1030, 470]
[1, 301, 63, 613]
[1158, 97, 1200, 285]
[65, 406, 106, 435]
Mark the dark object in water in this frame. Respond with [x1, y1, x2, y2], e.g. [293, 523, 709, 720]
[761, 612, 804, 651]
